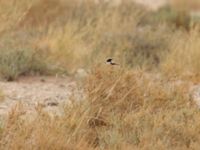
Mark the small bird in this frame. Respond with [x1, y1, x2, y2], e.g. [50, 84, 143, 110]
[106, 58, 119, 65]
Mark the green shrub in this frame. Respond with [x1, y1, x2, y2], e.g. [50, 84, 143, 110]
[0, 48, 49, 81]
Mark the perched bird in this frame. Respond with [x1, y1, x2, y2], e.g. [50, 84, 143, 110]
[106, 58, 119, 65]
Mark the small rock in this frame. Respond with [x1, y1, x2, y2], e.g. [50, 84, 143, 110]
[75, 68, 88, 80]
[40, 78, 46, 82]
[46, 101, 59, 107]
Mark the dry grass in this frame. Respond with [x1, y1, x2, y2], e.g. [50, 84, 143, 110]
[0, 0, 192, 78]
[0, 0, 199, 78]
[170, 0, 200, 11]
[0, 66, 199, 149]
[161, 27, 200, 76]
[0, 0, 200, 149]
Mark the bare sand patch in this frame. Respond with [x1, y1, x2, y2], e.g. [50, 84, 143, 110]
[0, 76, 77, 118]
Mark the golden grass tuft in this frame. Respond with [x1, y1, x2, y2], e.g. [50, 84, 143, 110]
[161, 27, 200, 76]
[0, 67, 199, 149]
[18, 0, 66, 28]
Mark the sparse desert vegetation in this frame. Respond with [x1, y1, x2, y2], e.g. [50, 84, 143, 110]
[0, 0, 200, 149]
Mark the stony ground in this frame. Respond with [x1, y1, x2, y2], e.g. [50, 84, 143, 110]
[0, 73, 199, 122]
[0, 76, 78, 120]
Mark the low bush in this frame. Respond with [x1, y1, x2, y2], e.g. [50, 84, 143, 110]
[0, 48, 49, 81]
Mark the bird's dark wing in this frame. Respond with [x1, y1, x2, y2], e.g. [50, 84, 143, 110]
[106, 58, 112, 62]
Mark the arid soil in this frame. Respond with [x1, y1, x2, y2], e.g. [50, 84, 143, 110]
[133, 0, 168, 10]
[0, 73, 199, 122]
[0, 76, 77, 119]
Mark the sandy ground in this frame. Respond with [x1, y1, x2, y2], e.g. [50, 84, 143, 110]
[0, 76, 78, 119]
[133, 0, 168, 10]
[95, 0, 168, 10]
[0, 73, 199, 122]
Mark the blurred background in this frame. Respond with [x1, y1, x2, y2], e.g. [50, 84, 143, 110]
[0, 0, 200, 80]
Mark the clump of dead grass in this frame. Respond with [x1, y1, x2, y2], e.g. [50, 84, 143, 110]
[0, 0, 200, 80]
[161, 27, 200, 77]
[0, 66, 198, 149]
[0, 0, 178, 79]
